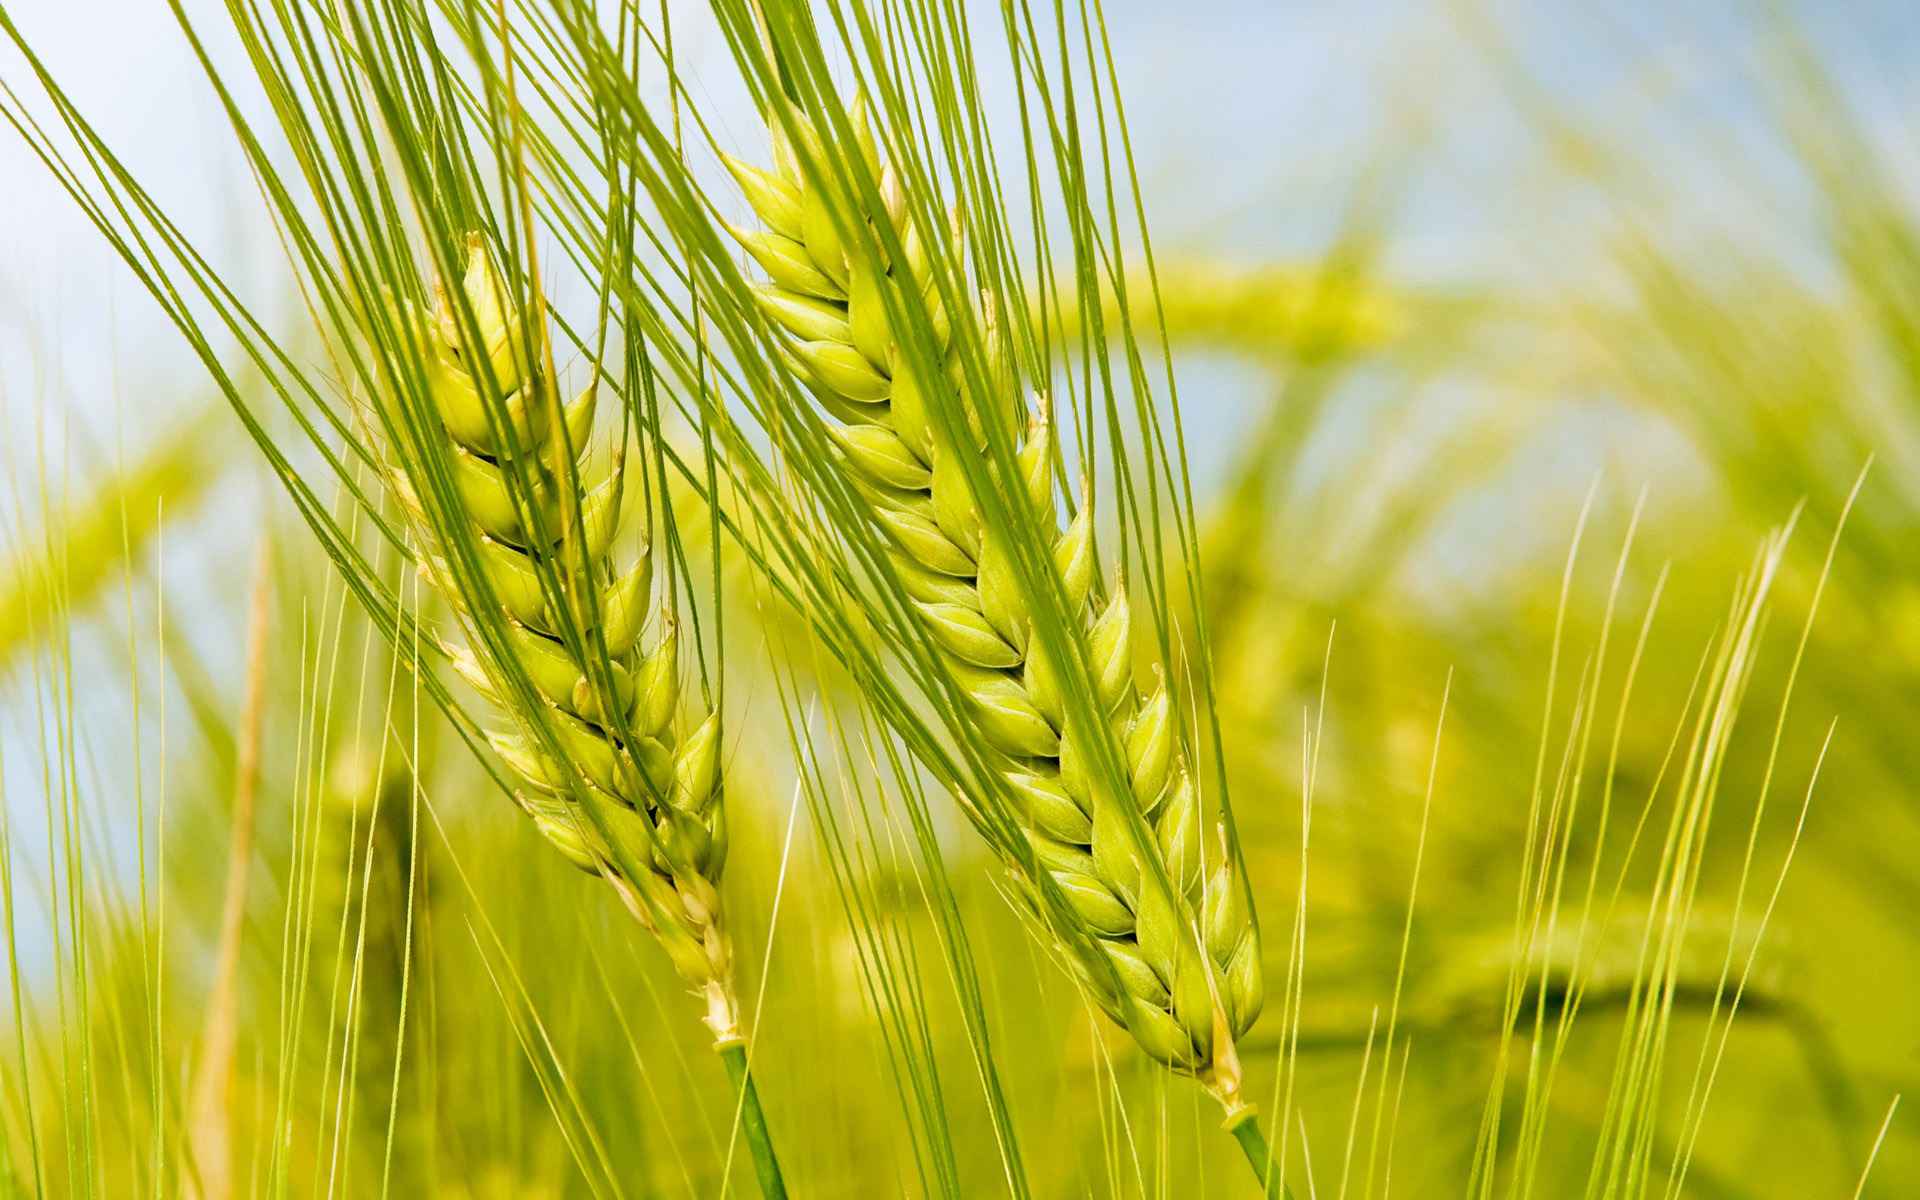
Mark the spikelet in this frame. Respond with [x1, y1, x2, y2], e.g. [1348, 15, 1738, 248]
[369, 235, 739, 1040]
[727, 105, 1260, 1075]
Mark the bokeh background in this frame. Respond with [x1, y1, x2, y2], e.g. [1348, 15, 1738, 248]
[2, 0, 1916, 1195]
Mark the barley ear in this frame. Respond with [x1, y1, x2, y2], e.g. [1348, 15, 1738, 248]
[728, 107, 1262, 1081]
[365, 237, 744, 1044]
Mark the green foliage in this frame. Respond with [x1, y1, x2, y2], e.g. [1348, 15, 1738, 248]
[0, 2, 1912, 1198]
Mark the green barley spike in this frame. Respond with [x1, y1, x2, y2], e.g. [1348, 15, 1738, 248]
[369, 234, 744, 1044]
[729, 104, 1262, 1080]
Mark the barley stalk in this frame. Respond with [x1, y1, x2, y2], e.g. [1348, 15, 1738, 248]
[726, 98, 1264, 1102]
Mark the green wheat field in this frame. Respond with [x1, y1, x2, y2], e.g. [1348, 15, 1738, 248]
[0, 1, 1914, 1196]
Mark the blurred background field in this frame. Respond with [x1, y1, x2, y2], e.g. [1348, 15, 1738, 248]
[1, 0, 1916, 1195]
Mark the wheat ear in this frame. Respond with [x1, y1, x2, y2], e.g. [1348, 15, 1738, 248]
[726, 102, 1263, 1086]
[363, 236, 745, 1046]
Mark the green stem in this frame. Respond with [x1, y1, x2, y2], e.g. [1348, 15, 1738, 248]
[718, 1041, 788, 1200]
[1230, 1113, 1291, 1200]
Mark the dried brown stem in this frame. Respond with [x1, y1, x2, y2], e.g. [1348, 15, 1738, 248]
[186, 536, 273, 1200]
